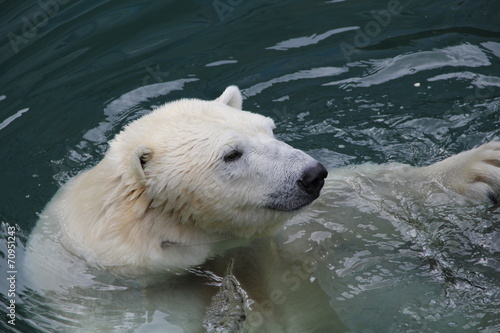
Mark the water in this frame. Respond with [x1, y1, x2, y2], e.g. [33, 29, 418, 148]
[1, 0, 499, 332]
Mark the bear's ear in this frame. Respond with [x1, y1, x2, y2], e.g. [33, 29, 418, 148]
[129, 145, 153, 185]
[215, 86, 243, 109]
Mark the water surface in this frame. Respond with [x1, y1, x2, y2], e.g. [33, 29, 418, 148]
[1, 0, 499, 332]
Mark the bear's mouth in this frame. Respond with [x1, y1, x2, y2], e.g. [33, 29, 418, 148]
[265, 201, 311, 212]
[265, 191, 320, 212]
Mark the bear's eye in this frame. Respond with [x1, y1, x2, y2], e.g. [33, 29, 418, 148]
[224, 150, 243, 162]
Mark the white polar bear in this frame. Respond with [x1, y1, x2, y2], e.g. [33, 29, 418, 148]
[25, 86, 328, 289]
[23, 86, 500, 332]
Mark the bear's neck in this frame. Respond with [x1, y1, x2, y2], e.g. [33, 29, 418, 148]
[61, 161, 252, 272]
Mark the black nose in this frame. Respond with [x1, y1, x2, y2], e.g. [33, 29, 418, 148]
[298, 162, 328, 196]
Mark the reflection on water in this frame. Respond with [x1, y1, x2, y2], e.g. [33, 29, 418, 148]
[324, 43, 491, 88]
[1, 0, 499, 332]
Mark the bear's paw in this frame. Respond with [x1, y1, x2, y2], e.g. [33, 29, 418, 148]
[428, 141, 500, 204]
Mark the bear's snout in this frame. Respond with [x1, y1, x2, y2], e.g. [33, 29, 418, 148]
[265, 159, 328, 212]
[298, 162, 328, 197]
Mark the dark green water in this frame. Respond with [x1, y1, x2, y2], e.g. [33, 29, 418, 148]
[1, 0, 499, 332]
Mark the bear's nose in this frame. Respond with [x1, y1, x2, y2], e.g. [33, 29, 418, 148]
[298, 162, 328, 196]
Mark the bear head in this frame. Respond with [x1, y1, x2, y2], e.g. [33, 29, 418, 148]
[107, 86, 327, 238]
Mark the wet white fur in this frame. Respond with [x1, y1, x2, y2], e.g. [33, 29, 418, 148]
[25, 86, 319, 287]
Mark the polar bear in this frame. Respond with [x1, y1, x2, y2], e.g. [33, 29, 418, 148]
[25, 86, 328, 289]
[23, 86, 500, 332]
